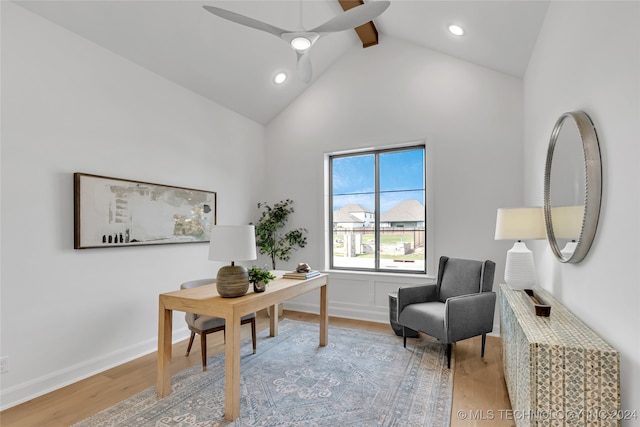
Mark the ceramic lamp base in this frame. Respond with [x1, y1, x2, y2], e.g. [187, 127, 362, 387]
[504, 241, 537, 290]
[216, 264, 249, 297]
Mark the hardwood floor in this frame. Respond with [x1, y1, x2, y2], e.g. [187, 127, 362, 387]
[0, 311, 513, 426]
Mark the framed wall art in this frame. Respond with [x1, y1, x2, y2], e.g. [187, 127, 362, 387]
[74, 173, 216, 249]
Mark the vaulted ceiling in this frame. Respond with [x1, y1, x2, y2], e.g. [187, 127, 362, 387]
[15, 1, 550, 125]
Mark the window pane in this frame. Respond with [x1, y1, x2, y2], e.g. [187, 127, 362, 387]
[332, 154, 374, 197]
[379, 148, 425, 271]
[379, 191, 425, 271]
[380, 149, 425, 193]
[331, 152, 376, 268]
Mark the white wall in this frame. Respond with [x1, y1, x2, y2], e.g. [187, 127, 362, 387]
[265, 37, 525, 323]
[523, 1, 640, 422]
[0, 3, 265, 409]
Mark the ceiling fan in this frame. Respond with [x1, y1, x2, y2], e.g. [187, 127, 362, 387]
[203, 1, 390, 83]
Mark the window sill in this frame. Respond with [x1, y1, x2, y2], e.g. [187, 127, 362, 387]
[324, 269, 435, 281]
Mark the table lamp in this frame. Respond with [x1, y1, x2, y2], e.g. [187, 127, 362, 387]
[495, 207, 546, 289]
[208, 225, 257, 297]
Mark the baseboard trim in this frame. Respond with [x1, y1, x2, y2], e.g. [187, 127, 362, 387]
[284, 300, 390, 324]
[0, 328, 191, 411]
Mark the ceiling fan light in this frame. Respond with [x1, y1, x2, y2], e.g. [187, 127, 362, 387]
[291, 36, 312, 51]
[448, 24, 465, 36]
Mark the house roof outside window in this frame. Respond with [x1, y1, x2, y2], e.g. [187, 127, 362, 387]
[333, 200, 424, 227]
[380, 200, 425, 223]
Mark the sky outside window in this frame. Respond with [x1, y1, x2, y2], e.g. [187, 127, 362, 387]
[332, 149, 424, 211]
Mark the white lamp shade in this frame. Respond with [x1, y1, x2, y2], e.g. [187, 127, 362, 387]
[495, 207, 546, 241]
[550, 205, 584, 239]
[208, 225, 257, 262]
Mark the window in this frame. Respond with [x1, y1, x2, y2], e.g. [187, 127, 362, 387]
[329, 145, 427, 274]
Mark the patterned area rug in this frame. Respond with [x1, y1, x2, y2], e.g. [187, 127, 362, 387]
[73, 320, 453, 426]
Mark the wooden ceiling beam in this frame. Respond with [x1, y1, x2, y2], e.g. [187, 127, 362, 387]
[338, 0, 380, 48]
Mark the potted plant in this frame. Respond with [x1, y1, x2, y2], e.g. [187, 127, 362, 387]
[253, 199, 307, 315]
[248, 266, 276, 293]
[254, 199, 308, 270]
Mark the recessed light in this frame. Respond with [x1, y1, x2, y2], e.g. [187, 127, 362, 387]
[274, 72, 287, 85]
[448, 24, 464, 36]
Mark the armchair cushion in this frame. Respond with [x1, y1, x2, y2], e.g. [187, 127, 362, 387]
[398, 301, 446, 342]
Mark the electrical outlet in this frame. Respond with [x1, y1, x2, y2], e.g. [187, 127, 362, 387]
[0, 356, 8, 374]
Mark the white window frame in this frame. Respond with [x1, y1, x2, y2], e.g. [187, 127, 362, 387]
[323, 141, 435, 276]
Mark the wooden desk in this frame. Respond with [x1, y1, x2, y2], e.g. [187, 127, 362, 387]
[157, 274, 329, 421]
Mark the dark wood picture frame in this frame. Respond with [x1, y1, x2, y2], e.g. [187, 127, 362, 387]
[74, 173, 217, 249]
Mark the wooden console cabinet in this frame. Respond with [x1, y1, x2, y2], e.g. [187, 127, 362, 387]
[500, 285, 620, 427]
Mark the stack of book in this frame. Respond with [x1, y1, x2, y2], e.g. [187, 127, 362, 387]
[282, 270, 321, 279]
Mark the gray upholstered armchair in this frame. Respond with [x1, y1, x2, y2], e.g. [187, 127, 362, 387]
[397, 256, 496, 368]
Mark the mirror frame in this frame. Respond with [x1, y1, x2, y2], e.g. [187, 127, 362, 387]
[543, 110, 602, 263]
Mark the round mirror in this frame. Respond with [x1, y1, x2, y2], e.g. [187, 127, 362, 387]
[544, 111, 601, 263]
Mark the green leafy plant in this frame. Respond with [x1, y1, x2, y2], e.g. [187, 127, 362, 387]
[254, 199, 308, 270]
[247, 266, 276, 285]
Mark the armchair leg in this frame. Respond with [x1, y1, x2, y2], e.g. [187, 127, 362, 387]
[186, 332, 195, 356]
[446, 343, 452, 369]
[481, 333, 487, 358]
[402, 327, 407, 348]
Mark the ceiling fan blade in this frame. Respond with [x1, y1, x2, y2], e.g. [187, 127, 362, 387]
[297, 51, 312, 84]
[203, 5, 287, 38]
[310, 1, 390, 33]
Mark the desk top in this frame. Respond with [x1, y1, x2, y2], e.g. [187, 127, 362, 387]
[160, 274, 328, 318]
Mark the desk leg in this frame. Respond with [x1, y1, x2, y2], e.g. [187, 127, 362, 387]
[157, 300, 172, 397]
[269, 304, 279, 337]
[224, 312, 242, 421]
[319, 284, 328, 346]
